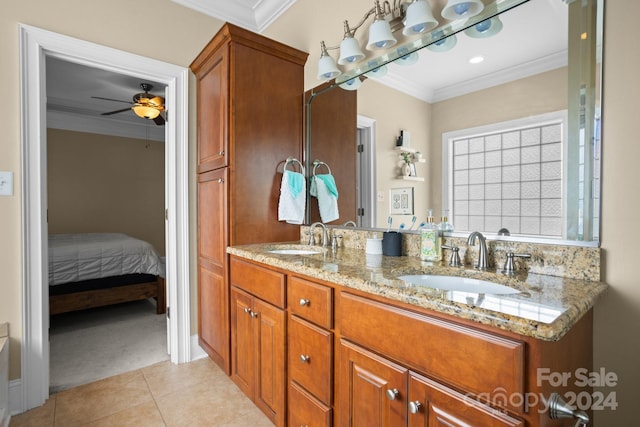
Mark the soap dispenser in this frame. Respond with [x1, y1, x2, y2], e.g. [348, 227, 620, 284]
[420, 209, 442, 261]
[439, 209, 454, 233]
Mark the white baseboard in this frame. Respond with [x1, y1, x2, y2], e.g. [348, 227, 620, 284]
[190, 334, 207, 361]
[9, 379, 23, 416]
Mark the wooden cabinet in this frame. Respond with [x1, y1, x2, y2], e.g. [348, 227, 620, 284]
[191, 23, 307, 375]
[230, 257, 287, 426]
[407, 372, 523, 427]
[197, 168, 228, 370]
[337, 339, 408, 427]
[287, 276, 334, 426]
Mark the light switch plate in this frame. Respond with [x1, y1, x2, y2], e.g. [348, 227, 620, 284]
[377, 190, 385, 202]
[0, 171, 14, 196]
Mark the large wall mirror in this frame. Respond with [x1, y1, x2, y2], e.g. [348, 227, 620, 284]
[305, 0, 602, 246]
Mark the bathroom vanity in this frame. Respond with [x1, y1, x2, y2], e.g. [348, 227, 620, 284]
[227, 240, 606, 427]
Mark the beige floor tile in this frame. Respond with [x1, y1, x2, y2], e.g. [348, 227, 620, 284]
[142, 358, 225, 399]
[9, 394, 56, 427]
[54, 370, 153, 427]
[84, 401, 166, 427]
[155, 375, 271, 426]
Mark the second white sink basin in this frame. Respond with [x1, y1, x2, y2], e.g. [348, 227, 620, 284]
[398, 275, 520, 294]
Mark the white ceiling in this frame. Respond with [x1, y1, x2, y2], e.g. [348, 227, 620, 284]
[46, 0, 567, 140]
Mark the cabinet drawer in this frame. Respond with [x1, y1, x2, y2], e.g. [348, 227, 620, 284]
[339, 292, 525, 414]
[230, 257, 286, 308]
[289, 316, 333, 405]
[288, 382, 332, 427]
[289, 276, 333, 329]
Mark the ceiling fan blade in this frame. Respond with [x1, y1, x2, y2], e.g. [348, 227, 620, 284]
[101, 107, 132, 116]
[92, 96, 133, 105]
[153, 114, 165, 126]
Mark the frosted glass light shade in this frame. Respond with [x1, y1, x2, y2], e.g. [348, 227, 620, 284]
[395, 51, 419, 66]
[338, 77, 362, 91]
[338, 36, 365, 65]
[317, 54, 342, 80]
[364, 65, 388, 78]
[366, 19, 397, 51]
[441, 0, 484, 21]
[464, 16, 503, 38]
[132, 105, 160, 119]
[427, 33, 457, 52]
[403, 0, 438, 36]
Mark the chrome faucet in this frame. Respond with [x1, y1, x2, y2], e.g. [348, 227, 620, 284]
[309, 222, 329, 246]
[467, 231, 488, 270]
[342, 220, 357, 227]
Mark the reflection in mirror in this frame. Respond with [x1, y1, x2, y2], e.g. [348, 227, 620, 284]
[306, 0, 602, 245]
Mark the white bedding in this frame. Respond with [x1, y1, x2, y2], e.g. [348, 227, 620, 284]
[48, 233, 165, 286]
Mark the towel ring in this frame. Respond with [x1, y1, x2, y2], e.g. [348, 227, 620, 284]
[312, 160, 332, 176]
[284, 157, 305, 175]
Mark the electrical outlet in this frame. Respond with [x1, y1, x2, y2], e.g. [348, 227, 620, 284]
[377, 190, 384, 202]
[0, 171, 13, 196]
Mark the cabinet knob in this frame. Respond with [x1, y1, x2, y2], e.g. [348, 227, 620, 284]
[217, 178, 224, 183]
[243, 307, 250, 314]
[300, 354, 310, 363]
[250, 311, 259, 318]
[219, 150, 225, 156]
[386, 388, 400, 401]
[299, 298, 310, 306]
[409, 401, 422, 414]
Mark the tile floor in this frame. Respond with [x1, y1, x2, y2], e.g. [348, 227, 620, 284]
[10, 358, 273, 427]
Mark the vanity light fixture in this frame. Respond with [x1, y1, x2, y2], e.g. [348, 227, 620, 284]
[315, 0, 503, 89]
[464, 15, 504, 38]
[338, 77, 363, 91]
[403, 0, 438, 36]
[441, 0, 485, 21]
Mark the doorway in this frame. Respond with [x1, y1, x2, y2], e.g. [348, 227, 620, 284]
[19, 24, 191, 411]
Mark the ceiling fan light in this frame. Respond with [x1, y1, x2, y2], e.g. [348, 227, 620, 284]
[149, 96, 164, 108]
[402, 0, 438, 36]
[133, 104, 160, 119]
[441, 0, 484, 21]
[464, 16, 503, 38]
[366, 19, 397, 51]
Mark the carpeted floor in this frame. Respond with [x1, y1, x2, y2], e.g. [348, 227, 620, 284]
[49, 299, 169, 393]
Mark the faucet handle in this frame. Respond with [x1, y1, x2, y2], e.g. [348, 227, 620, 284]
[309, 232, 316, 246]
[503, 252, 531, 274]
[441, 245, 462, 267]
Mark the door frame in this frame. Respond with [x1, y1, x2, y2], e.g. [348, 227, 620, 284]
[18, 24, 191, 411]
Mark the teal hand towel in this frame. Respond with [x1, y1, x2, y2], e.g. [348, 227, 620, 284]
[316, 174, 338, 199]
[285, 170, 304, 198]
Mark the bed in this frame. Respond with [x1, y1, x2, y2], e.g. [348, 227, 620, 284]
[48, 233, 166, 315]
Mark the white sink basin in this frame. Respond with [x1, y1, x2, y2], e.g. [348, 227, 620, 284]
[398, 275, 520, 294]
[267, 249, 322, 255]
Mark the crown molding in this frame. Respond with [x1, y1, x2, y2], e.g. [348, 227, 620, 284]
[171, 0, 297, 32]
[377, 50, 568, 104]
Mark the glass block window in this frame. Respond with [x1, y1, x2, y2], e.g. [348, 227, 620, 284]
[444, 112, 567, 238]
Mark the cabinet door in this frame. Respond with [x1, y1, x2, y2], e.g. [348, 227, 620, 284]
[337, 340, 408, 427]
[195, 43, 228, 173]
[197, 168, 229, 372]
[230, 287, 254, 398]
[289, 381, 332, 427]
[254, 297, 286, 426]
[408, 372, 524, 427]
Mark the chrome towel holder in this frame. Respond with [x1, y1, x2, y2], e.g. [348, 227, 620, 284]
[312, 159, 332, 176]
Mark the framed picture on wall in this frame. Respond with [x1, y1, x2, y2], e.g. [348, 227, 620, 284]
[389, 187, 414, 215]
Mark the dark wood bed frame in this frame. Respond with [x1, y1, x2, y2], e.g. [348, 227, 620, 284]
[49, 276, 166, 315]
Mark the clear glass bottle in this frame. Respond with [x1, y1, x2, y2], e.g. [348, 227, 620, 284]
[420, 210, 442, 261]
[439, 210, 454, 233]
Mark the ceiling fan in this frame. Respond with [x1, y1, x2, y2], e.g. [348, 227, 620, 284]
[93, 83, 165, 125]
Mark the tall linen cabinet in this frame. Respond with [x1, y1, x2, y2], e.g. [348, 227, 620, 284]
[191, 23, 307, 375]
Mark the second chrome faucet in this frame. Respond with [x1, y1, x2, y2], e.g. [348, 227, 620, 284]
[467, 231, 488, 270]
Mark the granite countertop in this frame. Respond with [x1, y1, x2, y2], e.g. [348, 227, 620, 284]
[227, 242, 608, 342]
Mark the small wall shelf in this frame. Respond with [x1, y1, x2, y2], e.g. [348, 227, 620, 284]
[397, 176, 424, 182]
